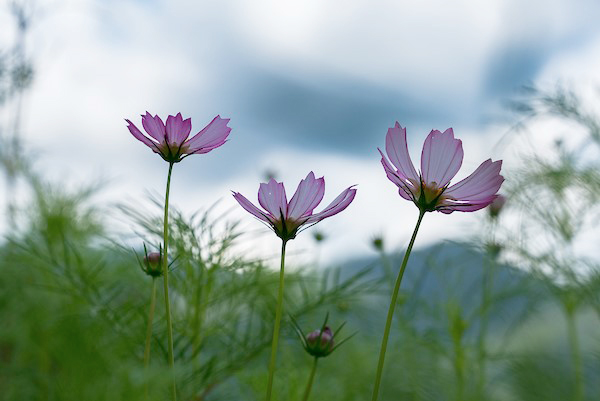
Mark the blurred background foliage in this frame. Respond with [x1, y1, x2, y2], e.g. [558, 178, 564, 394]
[2, 2, 600, 401]
[1, 85, 600, 401]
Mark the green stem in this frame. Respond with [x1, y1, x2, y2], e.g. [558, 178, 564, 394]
[371, 210, 425, 401]
[301, 357, 319, 401]
[193, 269, 213, 358]
[566, 307, 584, 401]
[453, 328, 465, 401]
[192, 274, 203, 354]
[144, 278, 157, 399]
[378, 249, 394, 292]
[163, 162, 177, 401]
[144, 278, 158, 365]
[476, 246, 495, 395]
[265, 240, 287, 401]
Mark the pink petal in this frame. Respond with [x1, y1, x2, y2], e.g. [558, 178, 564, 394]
[141, 112, 166, 142]
[421, 128, 463, 188]
[438, 159, 504, 214]
[258, 179, 288, 219]
[305, 187, 357, 224]
[185, 115, 231, 153]
[232, 192, 273, 224]
[165, 113, 192, 145]
[379, 149, 417, 201]
[126, 119, 159, 151]
[444, 159, 504, 201]
[437, 195, 498, 214]
[385, 122, 419, 182]
[287, 172, 325, 220]
[188, 142, 228, 155]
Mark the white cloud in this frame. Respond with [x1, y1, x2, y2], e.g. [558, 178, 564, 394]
[2, 0, 600, 266]
[233, 0, 502, 101]
[537, 33, 600, 85]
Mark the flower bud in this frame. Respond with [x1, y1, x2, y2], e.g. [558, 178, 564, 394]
[143, 252, 163, 277]
[305, 326, 334, 358]
[312, 231, 326, 243]
[371, 236, 385, 252]
[488, 195, 506, 219]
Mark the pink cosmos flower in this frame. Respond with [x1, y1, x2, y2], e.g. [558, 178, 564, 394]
[232, 172, 356, 241]
[126, 112, 231, 163]
[379, 122, 504, 213]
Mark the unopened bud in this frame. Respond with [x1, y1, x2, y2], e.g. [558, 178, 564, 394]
[313, 231, 326, 243]
[143, 252, 163, 277]
[371, 236, 385, 252]
[488, 195, 506, 219]
[264, 169, 277, 182]
[305, 326, 334, 358]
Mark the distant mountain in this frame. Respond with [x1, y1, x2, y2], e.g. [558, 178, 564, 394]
[330, 241, 545, 341]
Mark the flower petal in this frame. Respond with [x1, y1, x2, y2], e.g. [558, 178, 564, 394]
[232, 192, 273, 224]
[165, 113, 192, 145]
[141, 112, 166, 142]
[444, 159, 503, 201]
[185, 115, 231, 153]
[379, 149, 417, 201]
[305, 186, 357, 224]
[385, 122, 419, 182]
[126, 119, 159, 151]
[287, 172, 325, 220]
[438, 159, 504, 213]
[258, 179, 288, 219]
[421, 128, 463, 188]
[437, 195, 498, 214]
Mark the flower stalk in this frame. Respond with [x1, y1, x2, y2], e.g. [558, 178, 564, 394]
[144, 277, 157, 399]
[265, 240, 287, 401]
[144, 278, 158, 366]
[566, 303, 584, 401]
[476, 252, 493, 395]
[301, 357, 319, 401]
[163, 162, 177, 401]
[476, 219, 499, 395]
[371, 209, 425, 401]
[192, 269, 213, 358]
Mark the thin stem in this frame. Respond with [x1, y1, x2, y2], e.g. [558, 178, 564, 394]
[192, 273, 203, 354]
[5, 19, 27, 230]
[265, 240, 287, 401]
[144, 278, 158, 365]
[301, 357, 319, 401]
[144, 278, 158, 399]
[371, 210, 425, 401]
[452, 324, 465, 401]
[476, 237, 496, 396]
[377, 248, 394, 292]
[193, 269, 213, 358]
[566, 306, 584, 401]
[163, 162, 177, 401]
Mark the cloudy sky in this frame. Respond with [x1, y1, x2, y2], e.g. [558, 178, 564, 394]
[2, 0, 600, 265]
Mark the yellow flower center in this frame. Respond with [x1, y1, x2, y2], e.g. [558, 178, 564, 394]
[421, 181, 445, 204]
[157, 141, 190, 162]
[414, 180, 447, 212]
